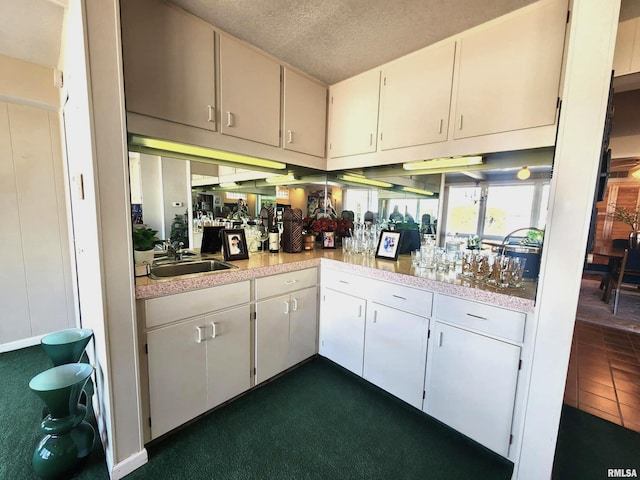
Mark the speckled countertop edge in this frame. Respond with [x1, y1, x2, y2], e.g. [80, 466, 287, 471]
[135, 250, 536, 313]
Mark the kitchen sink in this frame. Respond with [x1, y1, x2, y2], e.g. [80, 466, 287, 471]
[149, 259, 237, 279]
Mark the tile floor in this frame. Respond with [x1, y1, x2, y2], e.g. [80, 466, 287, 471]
[564, 321, 640, 432]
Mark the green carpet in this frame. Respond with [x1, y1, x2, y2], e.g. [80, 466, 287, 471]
[553, 404, 640, 480]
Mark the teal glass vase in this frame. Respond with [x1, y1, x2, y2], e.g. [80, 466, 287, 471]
[40, 328, 94, 366]
[29, 363, 95, 479]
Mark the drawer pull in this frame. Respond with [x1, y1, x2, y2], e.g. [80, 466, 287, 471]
[210, 322, 218, 339]
[438, 331, 443, 347]
[284, 279, 298, 285]
[391, 294, 406, 301]
[284, 301, 289, 315]
[338, 280, 350, 284]
[292, 298, 298, 311]
[466, 313, 488, 320]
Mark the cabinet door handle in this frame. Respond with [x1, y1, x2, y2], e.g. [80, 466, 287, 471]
[373, 310, 377, 323]
[438, 331, 443, 347]
[210, 322, 218, 339]
[196, 325, 206, 343]
[438, 118, 443, 134]
[392, 294, 406, 301]
[458, 115, 464, 130]
[207, 105, 214, 122]
[369, 133, 373, 146]
[284, 301, 289, 315]
[358, 305, 362, 318]
[284, 279, 298, 285]
[226, 111, 234, 127]
[287, 130, 293, 143]
[466, 313, 488, 320]
[291, 298, 298, 311]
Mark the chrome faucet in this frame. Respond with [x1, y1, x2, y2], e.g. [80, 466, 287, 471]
[166, 239, 185, 261]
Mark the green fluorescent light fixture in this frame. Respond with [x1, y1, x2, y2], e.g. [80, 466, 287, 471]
[401, 186, 434, 196]
[339, 174, 393, 188]
[129, 135, 287, 170]
[265, 174, 298, 184]
[403, 155, 483, 171]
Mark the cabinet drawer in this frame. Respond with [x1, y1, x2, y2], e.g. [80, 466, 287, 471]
[255, 268, 317, 300]
[321, 268, 372, 299]
[145, 281, 250, 329]
[371, 282, 432, 317]
[435, 294, 525, 343]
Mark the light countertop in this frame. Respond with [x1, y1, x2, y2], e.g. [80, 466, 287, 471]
[135, 249, 537, 313]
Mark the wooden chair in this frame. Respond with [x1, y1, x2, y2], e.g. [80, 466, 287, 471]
[603, 248, 640, 314]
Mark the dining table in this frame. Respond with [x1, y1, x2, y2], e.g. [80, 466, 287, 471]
[590, 245, 627, 302]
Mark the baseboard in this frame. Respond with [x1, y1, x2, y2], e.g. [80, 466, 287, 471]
[0, 334, 44, 353]
[108, 449, 148, 480]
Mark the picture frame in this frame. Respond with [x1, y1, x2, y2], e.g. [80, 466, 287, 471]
[375, 230, 402, 260]
[222, 229, 249, 261]
[322, 231, 336, 249]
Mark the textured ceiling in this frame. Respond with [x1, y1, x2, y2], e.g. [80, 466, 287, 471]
[1, 0, 640, 83]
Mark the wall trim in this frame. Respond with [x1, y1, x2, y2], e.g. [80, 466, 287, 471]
[0, 334, 44, 353]
[108, 448, 148, 480]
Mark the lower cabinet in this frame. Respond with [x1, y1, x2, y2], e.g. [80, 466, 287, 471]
[319, 287, 366, 376]
[255, 285, 318, 384]
[363, 303, 428, 409]
[146, 304, 250, 439]
[424, 321, 520, 457]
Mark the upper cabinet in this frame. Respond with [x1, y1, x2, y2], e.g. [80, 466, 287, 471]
[451, 0, 567, 140]
[121, 0, 216, 131]
[219, 35, 281, 147]
[283, 68, 327, 158]
[328, 70, 381, 158]
[613, 18, 640, 77]
[327, 0, 568, 168]
[380, 41, 456, 150]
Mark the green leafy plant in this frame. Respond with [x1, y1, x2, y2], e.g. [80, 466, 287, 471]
[132, 226, 161, 251]
[610, 204, 639, 232]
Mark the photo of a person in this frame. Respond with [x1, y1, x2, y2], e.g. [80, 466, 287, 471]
[375, 230, 401, 260]
[234, 198, 249, 216]
[229, 235, 244, 255]
[323, 231, 335, 249]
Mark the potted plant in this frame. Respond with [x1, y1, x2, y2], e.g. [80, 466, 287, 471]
[132, 226, 161, 264]
[610, 204, 639, 248]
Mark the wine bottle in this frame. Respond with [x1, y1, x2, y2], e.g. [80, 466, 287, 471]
[268, 223, 280, 253]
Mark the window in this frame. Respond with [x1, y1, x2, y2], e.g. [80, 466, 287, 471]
[446, 187, 481, 236]
[343, 189, 378, 222]
[483, 185, 535, 238]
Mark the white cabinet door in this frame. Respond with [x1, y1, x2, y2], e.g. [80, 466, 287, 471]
[147, 317, 208, 439]
[425, 322, 520, 457]
[613, 18, 640, 76]
[219, 35, 281, 146]
[380, 41, 455, 150]
[452, 0, 567, 139]
[205, 305, 251, 409]
[255, 294, 291, 384]
[319, 288, 366, 376]
[121, 0, 216, 131]
[283, 69, 327, 157]
[289, 286, 318, 367]
[328, 70, 381, 158]
[363, 303, 428, 409]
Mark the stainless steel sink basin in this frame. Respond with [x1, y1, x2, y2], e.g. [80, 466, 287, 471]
[149, 259, 237, 279]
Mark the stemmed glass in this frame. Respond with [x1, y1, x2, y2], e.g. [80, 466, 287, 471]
[257, 225, 269, 252]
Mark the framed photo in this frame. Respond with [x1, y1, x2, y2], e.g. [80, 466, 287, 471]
[375, 230, 401, 260]
[222, 229, 249, 261]
[322, 231, 336, 249]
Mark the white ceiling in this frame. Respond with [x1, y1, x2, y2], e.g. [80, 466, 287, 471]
[3, 0, 640, 84]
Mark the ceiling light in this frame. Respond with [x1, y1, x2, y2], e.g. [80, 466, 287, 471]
[265, 174, 298, 184]
[401, 186, 434, 196]
[517, 166, 531, 180]
[631, 164, 640, 179]
[339, 174, 393, 188]
[403, 156, 483, 171]
[218, 182, 239, 188]
[128, 135, 287, 170]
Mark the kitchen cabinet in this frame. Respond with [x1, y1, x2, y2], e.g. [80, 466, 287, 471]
[380, 41, 455, 150]
[255, 269, 318, 384]
[423, 294, 525, 457]
[283, 68, 327, 158]
[219, 34, 281, 147]
[613, 18, 640, 77]
[328, 69, 381, 158]
[141, 281, 251, 439]
[319, 287, 366, 376]
[363, 303, 428, 409]
[451, 0, 567, 140]
[121, 0, 217, 131]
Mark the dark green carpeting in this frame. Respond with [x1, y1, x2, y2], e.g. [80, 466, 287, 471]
[7, 345, 637, 479]
[553, 404, 640, 480]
